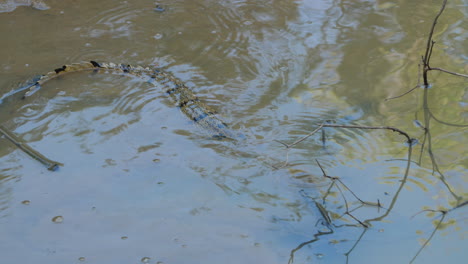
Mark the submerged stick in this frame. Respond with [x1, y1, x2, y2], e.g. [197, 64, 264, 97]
[0, 125, 63, 171]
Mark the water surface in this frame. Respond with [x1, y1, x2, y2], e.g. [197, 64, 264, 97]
[0, 0, 466, 263]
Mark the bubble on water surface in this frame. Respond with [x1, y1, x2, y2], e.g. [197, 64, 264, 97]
[52, 216, 63, 223]
[78, 257, 85, 261]
[21, 200, 30, 205]
[154, 5, 165, 12]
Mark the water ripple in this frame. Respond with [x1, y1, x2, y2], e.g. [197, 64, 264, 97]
[0, 0, 49, 13]
[84, 2, 145, 39]
[3, 71, 167, 145]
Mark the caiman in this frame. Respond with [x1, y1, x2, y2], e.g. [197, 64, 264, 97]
[1, 61, 240, 170]
[22, 61, 238, 139]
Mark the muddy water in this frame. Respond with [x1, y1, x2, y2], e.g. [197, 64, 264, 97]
[0, 0, 466, 263]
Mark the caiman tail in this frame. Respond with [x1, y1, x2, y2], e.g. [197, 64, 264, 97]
[21, 61, 238, 140]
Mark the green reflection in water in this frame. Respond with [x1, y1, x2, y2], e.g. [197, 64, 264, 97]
[0, 0, 466, 263]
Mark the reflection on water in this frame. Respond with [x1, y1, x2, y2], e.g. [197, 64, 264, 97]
[0, 0, 466, 263]
[0, 0, 49, 13]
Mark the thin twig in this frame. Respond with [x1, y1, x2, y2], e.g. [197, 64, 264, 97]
[409, 202, 468, 262]
[345, 212, 368, 228]
[344, 228, 368, 262]
[429, 67, 468, 78]
[271, 149, 291, 169]
[316, 159, 379, 226]
[272, 124, 325, 169]
[422, 89, 462, 201]
[423, 0, 447, 65]
[335, 182, 349, 211]
[411, 209, 444, 219]
[315, 159, 334, 179]
[385, 63, 423, 101]
[428, 108, 468, 127]
[288, 228, 333, 264]
[275, 123, 324, 149]
[362, 144, 413, 226]
[336, 178, 368, 205]
[320, 124, 413, 144]
[322, 180, 336, 204]
[423, 0, 447, 86]
[409, 212, 446, 264]
[417, 128, 427, 166]
[385, 84, 420, 101]
[427, 40, 436, 65]
[447, 200, 468, 213]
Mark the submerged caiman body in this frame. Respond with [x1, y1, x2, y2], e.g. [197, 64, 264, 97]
[21, 61, 237, 139]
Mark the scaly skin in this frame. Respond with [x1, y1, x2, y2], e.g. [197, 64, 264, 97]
[21, 61, 238, 139]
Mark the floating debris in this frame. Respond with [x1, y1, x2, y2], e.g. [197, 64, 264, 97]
[153, 33, 163, 40]
[154, 4, 165, 12]
[52, 216, 64, 223]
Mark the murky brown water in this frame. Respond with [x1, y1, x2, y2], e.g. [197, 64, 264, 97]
[0, 0, 466, 263]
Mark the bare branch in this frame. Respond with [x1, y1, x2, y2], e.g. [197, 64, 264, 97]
[430, 67, 468, 78]
[423, 0, 447, 65]
[423, 0, 448, 86]
[410, 212, 446, 264]
[346, 212, 369, 228]
[320, 124, 413, 144]
[275, 123, 324, 149]
[427, 40, 436, 66]
[385, 84, 420, 101]
[315, 159, 330, 178]
[428, 109, 468, 127]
